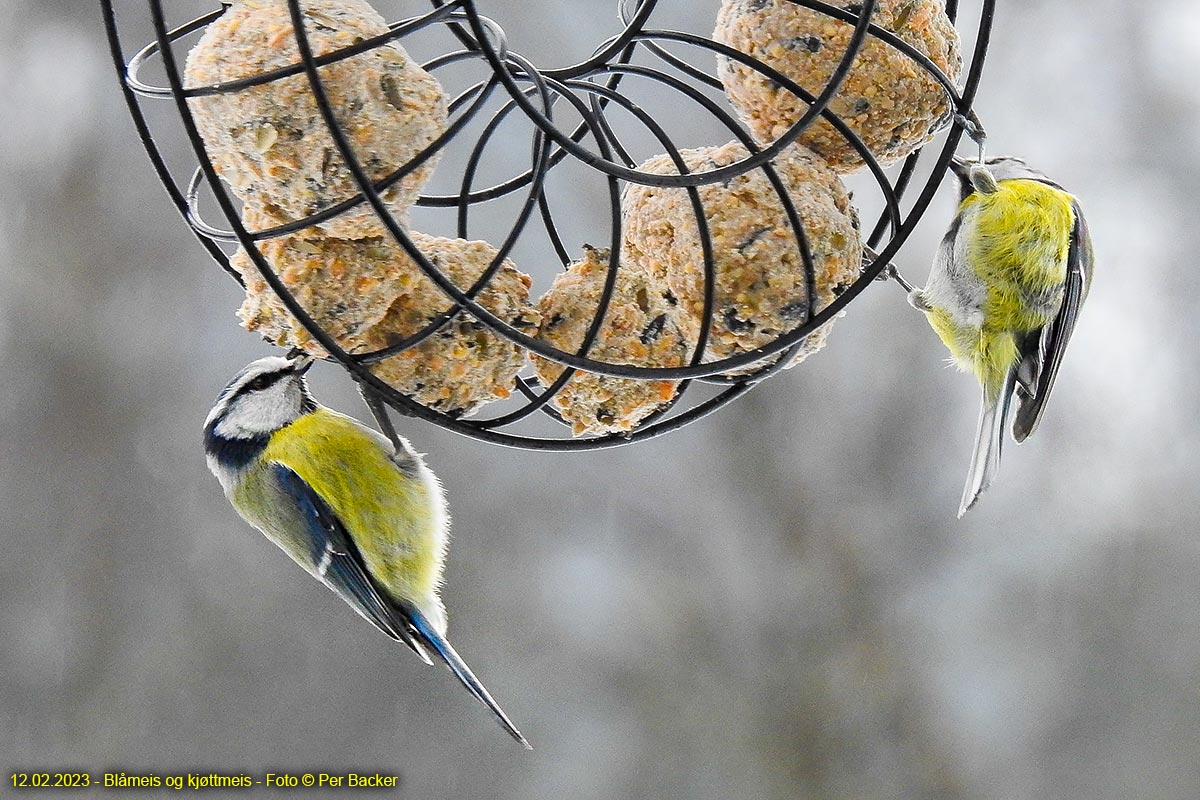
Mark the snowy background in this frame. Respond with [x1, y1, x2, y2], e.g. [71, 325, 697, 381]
[2, 1, 1199, 797]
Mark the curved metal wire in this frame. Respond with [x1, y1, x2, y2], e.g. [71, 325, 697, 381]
[101, 0, 994, 451]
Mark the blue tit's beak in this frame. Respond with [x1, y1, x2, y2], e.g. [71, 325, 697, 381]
[290, 355, 315, 376]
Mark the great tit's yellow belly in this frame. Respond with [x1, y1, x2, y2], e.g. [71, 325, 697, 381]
[230, 409, 446, 610]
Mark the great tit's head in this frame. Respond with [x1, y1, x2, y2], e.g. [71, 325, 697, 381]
[950, 156, 1058, 201]
[205, 354, 317, 443]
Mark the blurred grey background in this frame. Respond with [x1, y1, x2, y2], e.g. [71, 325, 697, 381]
[3, 1, 1198, 798]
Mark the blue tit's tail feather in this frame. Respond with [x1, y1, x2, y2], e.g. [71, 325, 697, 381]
[959, 367, 1018, 518]
[405, 604, 532, 750]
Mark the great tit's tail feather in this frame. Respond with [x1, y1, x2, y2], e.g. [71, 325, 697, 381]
[959, 368, 1017, 518]
[406, 604, 532, 750]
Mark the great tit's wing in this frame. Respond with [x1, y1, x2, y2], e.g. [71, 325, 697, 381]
[1013, 200, 1092, 443]
[270, 462, 433, 665]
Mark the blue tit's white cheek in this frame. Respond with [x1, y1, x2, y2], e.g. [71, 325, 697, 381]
[213, 378, 304, 439]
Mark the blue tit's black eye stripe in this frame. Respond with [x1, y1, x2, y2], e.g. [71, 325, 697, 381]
[246, 373, 280, 392]
[225, 368, 290, 403]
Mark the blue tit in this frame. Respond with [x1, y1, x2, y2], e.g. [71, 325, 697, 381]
[910, 156, 1094, 517]
[203, 355, 529, 748]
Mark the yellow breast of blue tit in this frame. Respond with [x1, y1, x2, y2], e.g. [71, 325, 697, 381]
[233, 407, 447, 616]
[926, 178, 1076, 398]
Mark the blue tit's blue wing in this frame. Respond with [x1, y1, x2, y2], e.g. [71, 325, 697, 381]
[272, 462, 528, 746]
[1013, 199, 1093, 443]
[403, 601, 531, 749]
[271, 463, 433, 665]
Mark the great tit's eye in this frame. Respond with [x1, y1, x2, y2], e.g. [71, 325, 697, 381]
[246, 374, 277, 392]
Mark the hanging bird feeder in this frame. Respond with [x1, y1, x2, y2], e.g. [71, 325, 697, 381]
[102, 0, 993, 451]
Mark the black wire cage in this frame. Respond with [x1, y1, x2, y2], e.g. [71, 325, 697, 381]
[101, 0, 994, 451]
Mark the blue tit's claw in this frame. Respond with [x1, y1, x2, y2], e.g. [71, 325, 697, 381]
[866, 246, 919, 294]
[953, 112, 987, 150]
[951, 112, 988, 164]
[952, 112, 976, 136]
